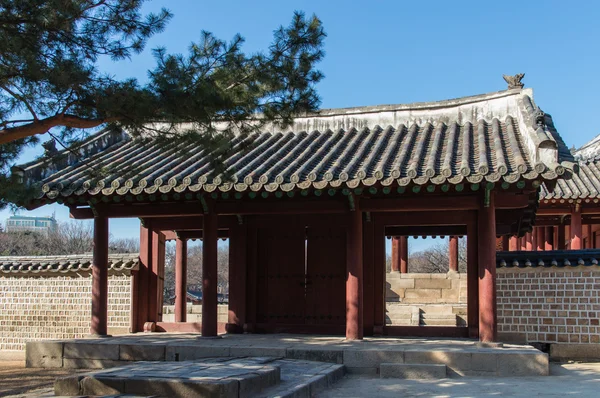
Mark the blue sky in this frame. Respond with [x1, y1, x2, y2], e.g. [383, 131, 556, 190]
[2, 0, 599, 251]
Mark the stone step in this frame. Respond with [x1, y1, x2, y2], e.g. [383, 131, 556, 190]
[257, 360, 345, 398]
[420, 319, 458, 326]
[55, 357, 281, 398]
[380, 363, 447, 379]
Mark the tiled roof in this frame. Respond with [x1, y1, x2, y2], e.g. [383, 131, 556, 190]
[0, 253, 139, 274]
[540, 157, 600, 201]
[15, 88, 574, 201]
[496, 250, 600, 268]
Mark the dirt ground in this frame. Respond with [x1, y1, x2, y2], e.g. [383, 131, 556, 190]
[0, 361, 87, 397]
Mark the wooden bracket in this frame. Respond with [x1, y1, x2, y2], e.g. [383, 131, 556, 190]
[200, 196, 209, 214]
[348, 194, 356, 211]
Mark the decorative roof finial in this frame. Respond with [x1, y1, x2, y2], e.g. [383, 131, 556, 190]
[503, 73, 525, 89]
[42, 139, 57, 156]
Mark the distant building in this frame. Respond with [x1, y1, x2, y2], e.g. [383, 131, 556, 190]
[4, 215, 58, 234]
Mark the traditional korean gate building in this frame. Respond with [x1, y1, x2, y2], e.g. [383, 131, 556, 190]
[505, 135, 600, 251]
[12, 77, 575, 343]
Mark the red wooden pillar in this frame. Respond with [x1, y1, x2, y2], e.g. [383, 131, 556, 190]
[501, 236, 509, 251]
[372, 215, 385, 335]
[175, 235, 188, 323]
[346, 197, 363, 340]
[391, 237, 400, 272]
[202, 208, 219, 337]
[587, 224, 593, 249]
[545, 227, 554, 251]
[149, 229, 165, 323]
[136, 221, 152, 332]
[536, 227, 545, 251]
[466, 212, 479, 339]
[449, 236, 459, 272]
[91, 215, 109, 336]
[557, 224, 566, 250]
[362, 216, 375, 336]
[227, 222, 247, 334]
[399, 236, 408, 273]
[509, 236, 518, 251]
[571, 205, 582, 250]
[525, 232, 533, 251]
[478, 191, 497, 342]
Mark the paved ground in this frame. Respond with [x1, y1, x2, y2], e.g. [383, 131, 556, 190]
[0, 361, 88, 397]
[318, 362, 600, 397]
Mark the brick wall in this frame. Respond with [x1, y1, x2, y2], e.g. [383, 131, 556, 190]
[0, 273, 132, 351]
[497, 266, 600, 355]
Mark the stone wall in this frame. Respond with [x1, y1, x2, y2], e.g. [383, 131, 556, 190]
[497, 266, 600, 358]
[0, 273, 132, 351]
[386, 272, 467, 326]
[162, 304, 229, 323]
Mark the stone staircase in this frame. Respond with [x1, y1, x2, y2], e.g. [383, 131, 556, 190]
[54, 357, 345, 398]
[386, 304, 467, 327]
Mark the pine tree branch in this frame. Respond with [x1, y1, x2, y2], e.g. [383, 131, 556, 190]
[0, 114, 119, 144]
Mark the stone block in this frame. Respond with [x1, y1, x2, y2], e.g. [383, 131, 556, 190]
[286, 348, 343, 364]
[54, 376, 82, 396]
[64, 342, 119, 360]
[322, 364, 345, 385]
[415, 279, 452, 289]
[345, 367, 378, 375]
[62, 358, 123, 369]
[119, 343, 166, 361]
[388, 279, 415, 289]
[125, 378, 238, 398]
[343, 349, 404, 368]
[26, 341, 63, 368]
[404, 289, 441, 299]
[165, 345, 230, 361]
[550, 343, 600, 360]
[380, 363, 447, 379]
[230, 346, 286, 358]
[227, 367, 279, 398]
[497, 353, 549, 376]
[404, 351, 470, 372]
[81, 376, 124, 395]
[431, 273, 450, 279]
[471, 353, 498, 372]
[306, 373, 329, 394]
[405, 273, 431, 279]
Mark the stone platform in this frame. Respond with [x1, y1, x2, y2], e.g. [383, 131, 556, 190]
[27, 334, 549, 377]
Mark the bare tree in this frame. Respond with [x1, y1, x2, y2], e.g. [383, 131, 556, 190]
[0, 220, 139, 255]
[409, 237, 467, 273]
[162, 241, 230, 304]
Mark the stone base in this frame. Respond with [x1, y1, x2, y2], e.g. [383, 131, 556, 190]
[380, 363, 447, 379]
[55, 357, 280, 398]
[28, 333, 549, 377]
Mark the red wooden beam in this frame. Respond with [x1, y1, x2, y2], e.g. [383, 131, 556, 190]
[361, 196, 479, 212]
[161, 230, 230, 241]
[385, 225, 467, 236]
[373, 211, 476, 226]
[148, 216, 237, 231]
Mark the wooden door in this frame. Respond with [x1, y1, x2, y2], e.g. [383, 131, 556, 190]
[256, 225, 306, 325]
[305, 225, 346, 326]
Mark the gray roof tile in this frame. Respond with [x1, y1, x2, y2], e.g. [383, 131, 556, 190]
[15, 89, 574, 201]
[0, 253, 139, 274]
